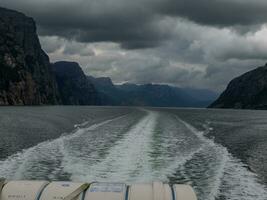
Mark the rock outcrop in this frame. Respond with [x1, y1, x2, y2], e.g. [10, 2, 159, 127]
[0, 7, 60, 105]
[209, 64, 267, 109]
[53, 61, 99, 105]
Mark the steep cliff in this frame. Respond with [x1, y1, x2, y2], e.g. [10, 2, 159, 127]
[0, 7, 60, 105]
[53, 61, 99, 105]
[209, 63, 267, 109]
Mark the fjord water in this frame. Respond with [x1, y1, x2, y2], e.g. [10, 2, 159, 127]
[0, 107, 267, 200]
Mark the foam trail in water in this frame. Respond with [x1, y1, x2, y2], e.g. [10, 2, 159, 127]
[0, 115, 127, 179]
[177, 117, 267, 200]
[145, 114, 205, 182]
[64, 110, 158, 183]
[176, 117, 228, 200]
[219, 153, 267, 200]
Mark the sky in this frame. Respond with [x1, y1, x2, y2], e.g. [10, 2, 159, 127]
[1, 0, 267, 92]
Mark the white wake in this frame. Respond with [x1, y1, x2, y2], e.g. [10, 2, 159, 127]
[177, 117, 267, 200]
[64, 110, 158, 183]
[0, 115, 127, 179]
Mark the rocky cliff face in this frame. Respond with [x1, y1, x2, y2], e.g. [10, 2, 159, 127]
[53, 61, 99, 105]
[209, 63, 267, 109]
[0, 7, 60, 105]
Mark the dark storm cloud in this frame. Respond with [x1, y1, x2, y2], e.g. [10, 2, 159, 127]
[41, 18, 267, 91]
[1, 0, 267, 91]
[160, 0, 267, 27]
[1, 0, 165, 49]
[2, 0, 267, 49]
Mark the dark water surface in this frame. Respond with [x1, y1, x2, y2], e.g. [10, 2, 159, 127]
[0, 106, 266, 200]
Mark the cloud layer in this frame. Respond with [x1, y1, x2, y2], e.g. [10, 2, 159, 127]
[1, 0, 267, 91]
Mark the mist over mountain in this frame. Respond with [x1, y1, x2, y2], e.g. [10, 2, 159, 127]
[88, 76, 217, 107]
[210, 63, 267, 109]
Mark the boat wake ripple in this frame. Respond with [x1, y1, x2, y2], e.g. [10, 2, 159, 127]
[1, 109, 266, 200]
[64, 110, 158, 183]
[0, 114, 127, 180]
[176, 117, 267, 200]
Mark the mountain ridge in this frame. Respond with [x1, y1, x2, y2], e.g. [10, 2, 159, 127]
[89, 76, 217, 107]
[52, 61, 99, 105]
[209, 63, 267, 109]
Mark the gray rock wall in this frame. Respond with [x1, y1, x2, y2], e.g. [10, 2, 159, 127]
[0, 7, 60, 105]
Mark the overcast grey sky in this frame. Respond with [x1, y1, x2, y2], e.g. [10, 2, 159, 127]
[1, 0, 267, 91]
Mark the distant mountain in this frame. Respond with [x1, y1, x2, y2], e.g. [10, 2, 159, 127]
[117, 83, 193, 107]
[0, 7, 60, 105]
[88, 76, 129, 105]
[209, 63, 267, 109]
[53, 61, 99, 105]
[88, 76, 217, 107]
[183, 88, 218, 102]
[183, 88, 219, 107]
